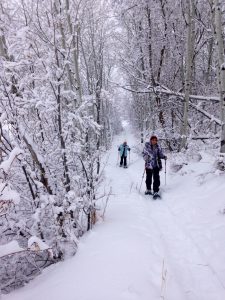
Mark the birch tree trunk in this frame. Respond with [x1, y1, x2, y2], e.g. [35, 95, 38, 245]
[180, 0, 195, 150]
[213, 0, 225, 153]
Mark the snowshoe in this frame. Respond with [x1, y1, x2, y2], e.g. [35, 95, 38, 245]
[153, 192, 161, 200]
[145, 190, 152, 195]
[124, 165, 128, 168]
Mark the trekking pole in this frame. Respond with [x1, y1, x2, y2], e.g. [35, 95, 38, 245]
[164, 159, 167, 186]
[117, 151, 119, 166]
[139, 168, 146, 192]
[129, 151, 130, 165]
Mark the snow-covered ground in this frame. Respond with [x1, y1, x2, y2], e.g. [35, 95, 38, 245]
[3, 125, 225, 300]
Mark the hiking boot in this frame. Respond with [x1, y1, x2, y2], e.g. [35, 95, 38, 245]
[145, 190, 152, 195]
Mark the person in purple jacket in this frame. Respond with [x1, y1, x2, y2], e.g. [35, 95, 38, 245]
[142, 135, 167, 198]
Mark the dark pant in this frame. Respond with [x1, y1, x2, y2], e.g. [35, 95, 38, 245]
[146, 168, 160, 192]
[120, 155, 127, 166]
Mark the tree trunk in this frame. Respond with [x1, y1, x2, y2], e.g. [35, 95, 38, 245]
[213, 0, 225, 153]
[54, 2, 74, 98]
[157, 0, 168, 83]
[146, 5, 155, 87]
[205, 38, 214, 84]
[57, 86, 71, 192]
[180, 0, 195, 150]
[65, 0, 82, 106]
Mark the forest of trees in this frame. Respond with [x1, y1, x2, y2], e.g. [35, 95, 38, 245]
[0, 0, 224, 294]
[114, 0, 225, 154]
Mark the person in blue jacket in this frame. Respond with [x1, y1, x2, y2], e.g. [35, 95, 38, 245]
[118, 141, 130, 168]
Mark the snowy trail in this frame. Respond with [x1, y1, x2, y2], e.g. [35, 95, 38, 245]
[3, 127, 225, 300]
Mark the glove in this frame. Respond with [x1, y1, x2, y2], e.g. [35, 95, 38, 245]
[128, 148, 130, 151]
[164, 155, 167, 160]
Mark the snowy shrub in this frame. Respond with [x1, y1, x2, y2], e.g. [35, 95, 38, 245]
[215, 154, 225, 172]
[186, 143, 202, 163]
[170, 163, 184, 173]
[169, 152, 188, 173]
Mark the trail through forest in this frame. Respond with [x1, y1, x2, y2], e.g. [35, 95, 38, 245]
[3, 124, 225, 300]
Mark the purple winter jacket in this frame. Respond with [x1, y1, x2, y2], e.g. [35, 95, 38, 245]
[142, 142, 165, 169]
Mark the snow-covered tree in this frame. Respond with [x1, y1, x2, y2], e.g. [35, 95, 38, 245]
[0, 0, 120, 292]
[113, 0, 222, 153]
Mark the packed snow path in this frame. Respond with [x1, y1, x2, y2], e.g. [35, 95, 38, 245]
[3, 127, 225, 300]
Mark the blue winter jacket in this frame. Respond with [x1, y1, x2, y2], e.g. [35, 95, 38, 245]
[118, 144, 130, 157]
[142, 142, 165, 169]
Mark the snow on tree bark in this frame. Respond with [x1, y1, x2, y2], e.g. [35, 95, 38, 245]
[212, 0, 225, 153]
[180, 0, 195, 150]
